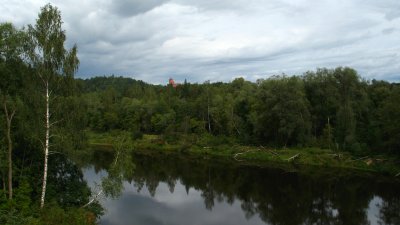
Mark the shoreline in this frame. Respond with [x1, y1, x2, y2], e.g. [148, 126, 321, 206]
[87, 132, 400, 179]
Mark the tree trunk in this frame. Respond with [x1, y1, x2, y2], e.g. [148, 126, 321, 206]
[207, 91, 211, 133]
[6, 114, 13, 200]
[231, 106, 240, 135]
[2, 178, 5, 199]
[327, 117, 331, 150]
[40, 82, 50, 208]
[3, 98, 15, 200]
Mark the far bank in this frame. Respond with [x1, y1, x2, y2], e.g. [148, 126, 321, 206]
[86, 131, 400, 179]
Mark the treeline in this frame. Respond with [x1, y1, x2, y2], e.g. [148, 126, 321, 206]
[77, 68, 400, 155]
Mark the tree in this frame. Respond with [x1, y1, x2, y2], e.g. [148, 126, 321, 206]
[253, 76, 311, 147]
[27, 4, 79, 208]
[0, 22, 26, 200]
[379, 86, 400, 153]
[302, 68, 339, 143]
[333, 67, 366, 151]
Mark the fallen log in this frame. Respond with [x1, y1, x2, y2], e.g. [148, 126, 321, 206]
[350, 156, 369, 162]
[287, 153, 300, 162]
[259, 145, 278, 155]
[233, 149, 259, 161]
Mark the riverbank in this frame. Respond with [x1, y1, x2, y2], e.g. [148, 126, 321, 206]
[86, 131, 400, 178]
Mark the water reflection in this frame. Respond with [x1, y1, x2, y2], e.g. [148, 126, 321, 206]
[82, 151, 400, 225]
[46, 154, 103, 216]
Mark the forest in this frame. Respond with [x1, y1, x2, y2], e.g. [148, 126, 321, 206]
[78, 69, 400, 154]
[1, 3, 400, 225]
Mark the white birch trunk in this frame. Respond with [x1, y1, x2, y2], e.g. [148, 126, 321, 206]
[40, 81, 50, 208]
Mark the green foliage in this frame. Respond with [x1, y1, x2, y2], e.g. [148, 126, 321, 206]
[131, 127, 143, 140]
[151, 111, 176, 133]
[379, 86, 400, 153]
[253, 76, 311, 146]
[320, 121, 335, 150]
[37, 204, 96, 225]
[78, 68, 400, 156]
[102, 135, 135, 198]
[13, 178, 32, 213]
[28, 3, 79, 79]
[0, 208, 37, 225]
[197, 133, 236, 147]
[0, 4, 101, 222]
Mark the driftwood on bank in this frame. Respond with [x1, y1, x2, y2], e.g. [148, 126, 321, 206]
[259, 145, 278, 155]
[233, 145, 281, 162]
[287, 153, 300, 162]
[350, 156, 369, 162]
[233, 150, 259, 161]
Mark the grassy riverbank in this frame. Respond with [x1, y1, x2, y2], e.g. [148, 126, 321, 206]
[86, 131, 400, 177]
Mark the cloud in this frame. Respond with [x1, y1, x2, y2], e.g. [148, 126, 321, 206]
[0, 0, 399, 83]
[111, 0, 169, 17]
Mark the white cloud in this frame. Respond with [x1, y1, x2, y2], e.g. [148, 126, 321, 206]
[1, 0, 399, 83]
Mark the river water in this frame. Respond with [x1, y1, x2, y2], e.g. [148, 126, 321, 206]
[81, 151, 400, 225]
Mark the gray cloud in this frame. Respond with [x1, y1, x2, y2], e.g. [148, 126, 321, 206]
[110, 0, 169, 17]
[1, 0, 399, 83]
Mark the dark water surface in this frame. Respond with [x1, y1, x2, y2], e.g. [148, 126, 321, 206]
[81, 151, 400, 225]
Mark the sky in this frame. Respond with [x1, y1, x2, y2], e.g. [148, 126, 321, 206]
[1, 0, 400, 84]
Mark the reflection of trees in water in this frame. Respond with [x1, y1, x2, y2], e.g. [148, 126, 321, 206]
[119, 153, 400, 225]
[100, 137, 136, 198]
[202, 166, 215, 210]
[377, 195, 400, 225]
[47, 154, 103, 215]
[47, 155, 91, 206]
[72, 147, 114, 173]
[331, 180, 372, 225]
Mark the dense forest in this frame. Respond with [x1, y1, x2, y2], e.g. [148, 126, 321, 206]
[76, 68, 400, 155]
[1, 3, 400, 225]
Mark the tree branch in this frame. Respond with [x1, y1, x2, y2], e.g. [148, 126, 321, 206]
[81, 189, 103, 208]
[10, 109, 16, 122]
[48, 151, 64, 155]
[38, 139, 45, 152]
[49, 119, 63, 127]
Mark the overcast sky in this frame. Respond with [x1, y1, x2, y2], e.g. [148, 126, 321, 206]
[1, 0, 400, 84]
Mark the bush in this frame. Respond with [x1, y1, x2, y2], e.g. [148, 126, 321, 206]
[198, 133, 236, 146]
[38, 204, 96, 225]
[131, 128, 143, 140]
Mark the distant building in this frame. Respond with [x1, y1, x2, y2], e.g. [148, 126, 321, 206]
[169, 78, 178, 88]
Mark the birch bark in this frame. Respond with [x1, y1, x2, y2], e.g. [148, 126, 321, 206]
[40, 81, 50, 208]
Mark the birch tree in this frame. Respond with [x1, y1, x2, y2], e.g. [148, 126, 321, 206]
[27, 4, 79, 208]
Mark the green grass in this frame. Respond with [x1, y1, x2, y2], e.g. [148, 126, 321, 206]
[86, 130, 116, 147]
[86, 131, 400, 177]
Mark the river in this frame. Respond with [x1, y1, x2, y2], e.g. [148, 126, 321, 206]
[80, 150, 400, 225]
